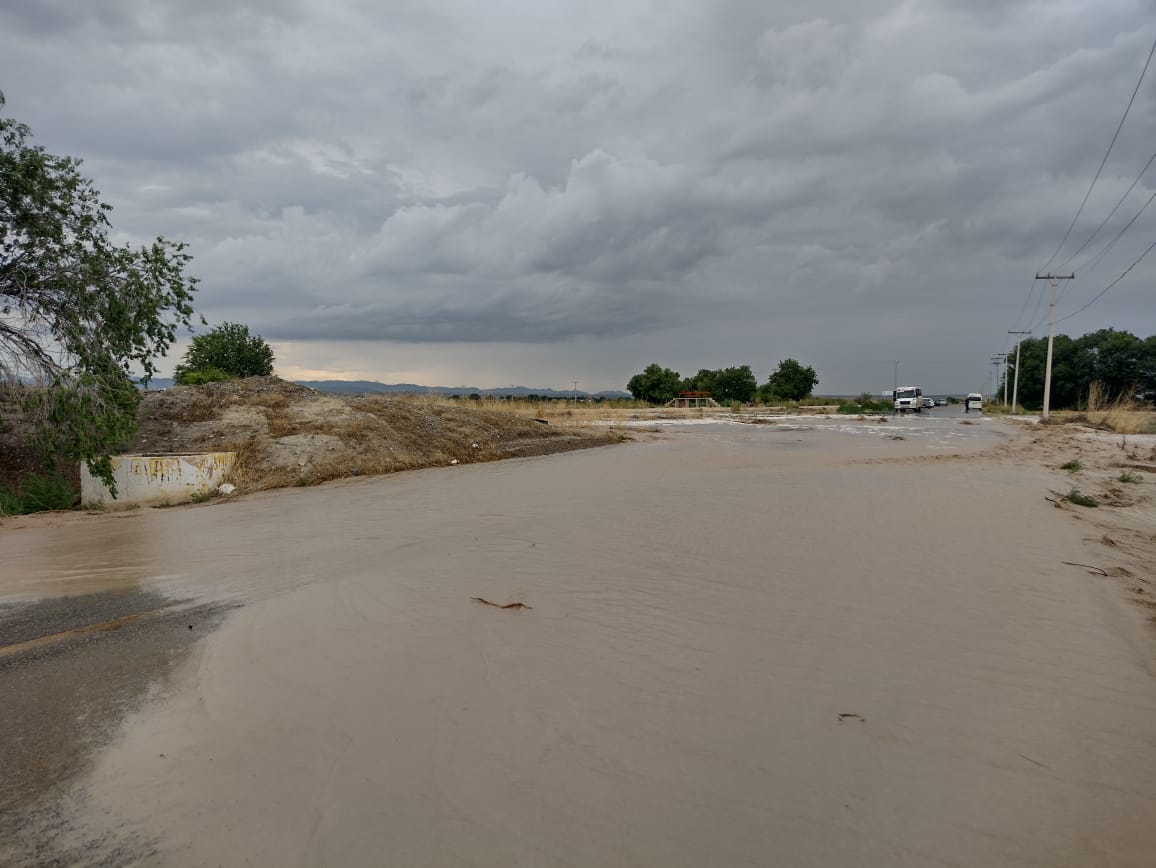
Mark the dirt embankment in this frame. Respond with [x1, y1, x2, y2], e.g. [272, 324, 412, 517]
[995, 422, 1156, 615]
[128, 377, 623, 492]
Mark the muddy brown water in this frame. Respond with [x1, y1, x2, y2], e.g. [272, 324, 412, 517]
[2, 419, 1156, 866]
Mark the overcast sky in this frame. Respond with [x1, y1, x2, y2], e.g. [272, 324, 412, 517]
[3, 0, 1155, 394]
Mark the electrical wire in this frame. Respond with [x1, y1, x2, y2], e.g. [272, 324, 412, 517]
[1012, 276, 1043, 333]
[1078, 189, 1156, 276]
[1055, 233, 1156, 325]
[1060, 148, 1156, 271]
[1039, 34, 1156, 271]
[1020, 34, 1156, 333]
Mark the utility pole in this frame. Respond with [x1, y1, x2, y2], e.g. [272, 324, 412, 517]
[991, 355, 1006, 403]
[1034, 273, 1074, 421]
[892, 360, 899, 394]
[1008, 330, 1030, 413]
[572, 380, 579, 407]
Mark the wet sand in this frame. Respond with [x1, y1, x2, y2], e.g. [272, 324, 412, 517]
[2, 418, 1156, 866]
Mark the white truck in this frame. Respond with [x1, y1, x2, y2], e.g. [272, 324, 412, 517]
[893, 385, 924, 413]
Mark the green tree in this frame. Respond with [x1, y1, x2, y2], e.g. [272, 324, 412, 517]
[760, 358, 818, 402]
[1077, 328, 1145, 402]
[626, 363, 682, 404]
[1005, 331, 1155, 410]
[683, 368, 717, 395]
[173, 322, 275, 384]
[716, 365, 757, 403]
[1, 92, 199, 491]
[682, 366, 757, 403]
[1140, 335, 1156, 402]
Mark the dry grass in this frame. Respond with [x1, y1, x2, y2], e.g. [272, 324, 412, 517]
[489, 398, 648, 426]
[263, 408, 297, 438]
[1044, 410, 1156, 435]
[1046, 384, 1156, 434]
[216, 437, 263, 491]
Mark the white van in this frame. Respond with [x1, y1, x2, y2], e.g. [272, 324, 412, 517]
[964, 392, 983, 413]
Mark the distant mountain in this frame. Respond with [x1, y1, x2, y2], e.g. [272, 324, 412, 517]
[300, 380, 631, 399]
[137, 377, 630, 399]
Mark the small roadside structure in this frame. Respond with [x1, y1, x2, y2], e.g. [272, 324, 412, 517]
[80, 452, 236, 509]
[667, 390, 720, 408]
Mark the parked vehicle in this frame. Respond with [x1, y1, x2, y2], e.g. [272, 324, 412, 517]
[964, 393, 983, 413]
[893, 386, 924, 413]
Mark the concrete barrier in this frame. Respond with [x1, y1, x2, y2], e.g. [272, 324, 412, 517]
[80, 452, 236, 508]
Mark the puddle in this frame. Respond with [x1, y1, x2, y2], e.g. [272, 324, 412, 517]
[0, 590, 234, 866]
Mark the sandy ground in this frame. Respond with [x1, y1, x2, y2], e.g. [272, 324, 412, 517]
[2, 414, 1155, 866]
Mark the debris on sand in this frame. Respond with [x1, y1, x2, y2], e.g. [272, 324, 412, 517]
[471, 596, 532, 611]
[1061, 561, 1109, 577]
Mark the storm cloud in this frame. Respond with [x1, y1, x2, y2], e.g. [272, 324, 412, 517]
[2, 0, 1154, 392]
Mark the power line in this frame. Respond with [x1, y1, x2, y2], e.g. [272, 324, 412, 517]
[1040, 33, 1156, 270]
[1078, 189, 1156, 276]
[1056, 235, 1156, 325]
[1029, 188, 1155, 330]
[1060, 148, 1156, 272]
[1013, 275, 1044, 332]
[1024, 277, 1051, 332]
[1058, 184, 1156, 309]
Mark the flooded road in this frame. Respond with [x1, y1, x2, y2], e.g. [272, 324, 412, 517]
[3, 418, 1156, 866]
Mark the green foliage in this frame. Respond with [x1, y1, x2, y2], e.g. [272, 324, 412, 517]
[1066, 489, 1098, 508]
[626, 363, 682, 405]
[176, 367, 232, 386]
[174, 322, 274, 384]
[1, 92, 199, 493]
[837, 397, 891, 413]
[1059, 460, 1082, 472]
[684, 365, 758, 403]
[1118, 471, 1142, 484]
[0, 470, 75, 515]
[1004, 329, 1156, 410]
[759, 359, 819, 402]
[0, 485, 18, 516]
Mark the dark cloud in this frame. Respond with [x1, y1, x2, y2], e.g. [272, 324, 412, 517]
[2, 0, 1154, 391]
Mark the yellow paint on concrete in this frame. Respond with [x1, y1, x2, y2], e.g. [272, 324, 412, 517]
[80, 453, 237, 508]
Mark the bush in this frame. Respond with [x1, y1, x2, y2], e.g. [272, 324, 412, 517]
[1060, 460, 1083, 472]
[173, 322, 275, 384]
[1066, 489, 1098, 508]
[0, 471, 76, 515]
[177, 367, 233, 386]
[837, 397, 891, 414]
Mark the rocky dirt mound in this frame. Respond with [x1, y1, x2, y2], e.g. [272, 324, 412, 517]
[132, 376, 621, 492]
